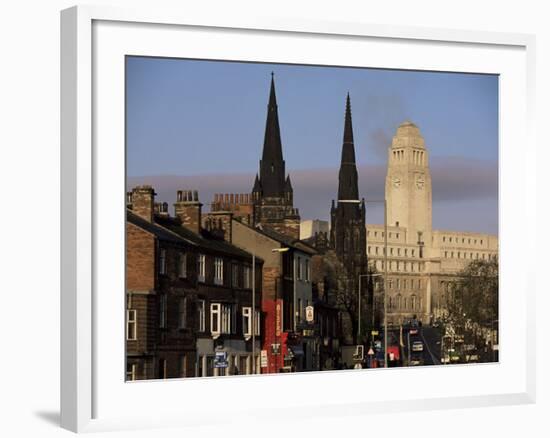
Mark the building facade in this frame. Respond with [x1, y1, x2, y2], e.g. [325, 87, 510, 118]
[126, 186, 263, 380]
[366, 121, 498, 325]
[301, 119, 498, 332]
[202, 210, 319, 373]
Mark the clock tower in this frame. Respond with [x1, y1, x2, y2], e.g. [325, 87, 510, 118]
[385, 121, 432, 248]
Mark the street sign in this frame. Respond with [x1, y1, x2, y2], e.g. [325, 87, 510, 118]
[367, 348, 374, 356]
[271, 343, 281, 355]
[214, 351, 228, 368]
[305, 306, 314, 322]
[371, 330, 379, 336]
[260, 349, 268, 367]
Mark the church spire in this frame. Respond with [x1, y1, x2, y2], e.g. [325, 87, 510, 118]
[337, 93, 359, 201]
[343, 92, 354, 146]
[258, 73, 286, 197]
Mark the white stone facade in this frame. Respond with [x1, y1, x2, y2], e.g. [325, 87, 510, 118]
[300, 219, 329, 240]
[367, 121, 498, 325]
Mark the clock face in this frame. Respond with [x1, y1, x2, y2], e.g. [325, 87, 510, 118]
[416, 174, 425, 189]
[392, 177, 401, 188]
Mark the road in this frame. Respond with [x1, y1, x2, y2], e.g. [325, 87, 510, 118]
[403, 326, 442, 366]
[377, 326, 443, 367]
[419, 326, 442, 365]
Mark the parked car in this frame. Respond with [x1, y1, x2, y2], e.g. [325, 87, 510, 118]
[412, 340, 424, 352]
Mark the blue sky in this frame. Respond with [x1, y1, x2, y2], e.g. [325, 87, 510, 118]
[126, 57, 498, 234]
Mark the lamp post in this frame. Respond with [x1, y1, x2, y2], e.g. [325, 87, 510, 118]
[358, 273, 383, 342]
[339, 198, 388, 368]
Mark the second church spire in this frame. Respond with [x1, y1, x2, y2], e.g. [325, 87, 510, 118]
[337, 93, 360, 202]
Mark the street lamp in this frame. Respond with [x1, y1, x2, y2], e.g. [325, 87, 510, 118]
[339, 198, 388, 368]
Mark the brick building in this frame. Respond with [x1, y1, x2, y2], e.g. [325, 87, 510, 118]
[201, 211, 319, 373]
[126, 186, 263, 380]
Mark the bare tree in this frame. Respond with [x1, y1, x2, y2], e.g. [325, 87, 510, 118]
[447, 258, 498, 325]
[318, 251, 376, 345]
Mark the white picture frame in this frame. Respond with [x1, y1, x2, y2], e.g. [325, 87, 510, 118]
[60, 5, 536, 433]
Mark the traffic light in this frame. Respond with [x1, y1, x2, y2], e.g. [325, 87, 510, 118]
[353, 345, 364, 361]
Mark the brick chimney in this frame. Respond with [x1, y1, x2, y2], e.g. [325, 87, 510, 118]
[174, 190, 202, 234]
[131, 185, 156, 222]
[203, 211, 233, 242]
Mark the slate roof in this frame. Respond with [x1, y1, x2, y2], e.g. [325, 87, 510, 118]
[128, 209, 262, 261]
[154, 214, 260, 260]
[127, 210, 189, 245]
[252, 224, 317, 256]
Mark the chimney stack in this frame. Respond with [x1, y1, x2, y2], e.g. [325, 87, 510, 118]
[154, 202, 169, 217]
[174, 190, 202, 234]
[126, 192, 133, 210]
[131, 186, 156, 222]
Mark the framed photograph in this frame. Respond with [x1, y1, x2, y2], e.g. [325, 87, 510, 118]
[61, 5, 536, 433]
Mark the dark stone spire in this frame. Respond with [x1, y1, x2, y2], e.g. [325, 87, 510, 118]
[343, 92, 354, 146]
[258, 73, 286, 197]
[284, 175, 293, 192]
[253, 173, 261, 191]
[337, 93, 359, 202]
[252, 173, 262, 194]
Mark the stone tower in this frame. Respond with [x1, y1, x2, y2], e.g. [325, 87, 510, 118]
[385, 121, 433, 251]
[252, 74, 300, 238]
[330, 94, 367, 271]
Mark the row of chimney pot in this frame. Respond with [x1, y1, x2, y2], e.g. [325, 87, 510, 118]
[212, 193, 252, 205]
[177, 190, 199, 203]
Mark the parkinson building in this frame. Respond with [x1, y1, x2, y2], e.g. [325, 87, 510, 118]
[302, 120, 498, 326]
[365, 121, 498, 325]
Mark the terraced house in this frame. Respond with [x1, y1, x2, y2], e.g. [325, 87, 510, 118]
[125, 186, 263, 380]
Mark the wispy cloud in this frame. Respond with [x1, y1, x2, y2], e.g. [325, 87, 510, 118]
[127, 156, 497, 233]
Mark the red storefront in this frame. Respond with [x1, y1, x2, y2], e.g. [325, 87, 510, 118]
[261, 298, 287, 374]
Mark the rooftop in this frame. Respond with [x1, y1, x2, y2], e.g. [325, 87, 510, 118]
[128, 209, 263, 261]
